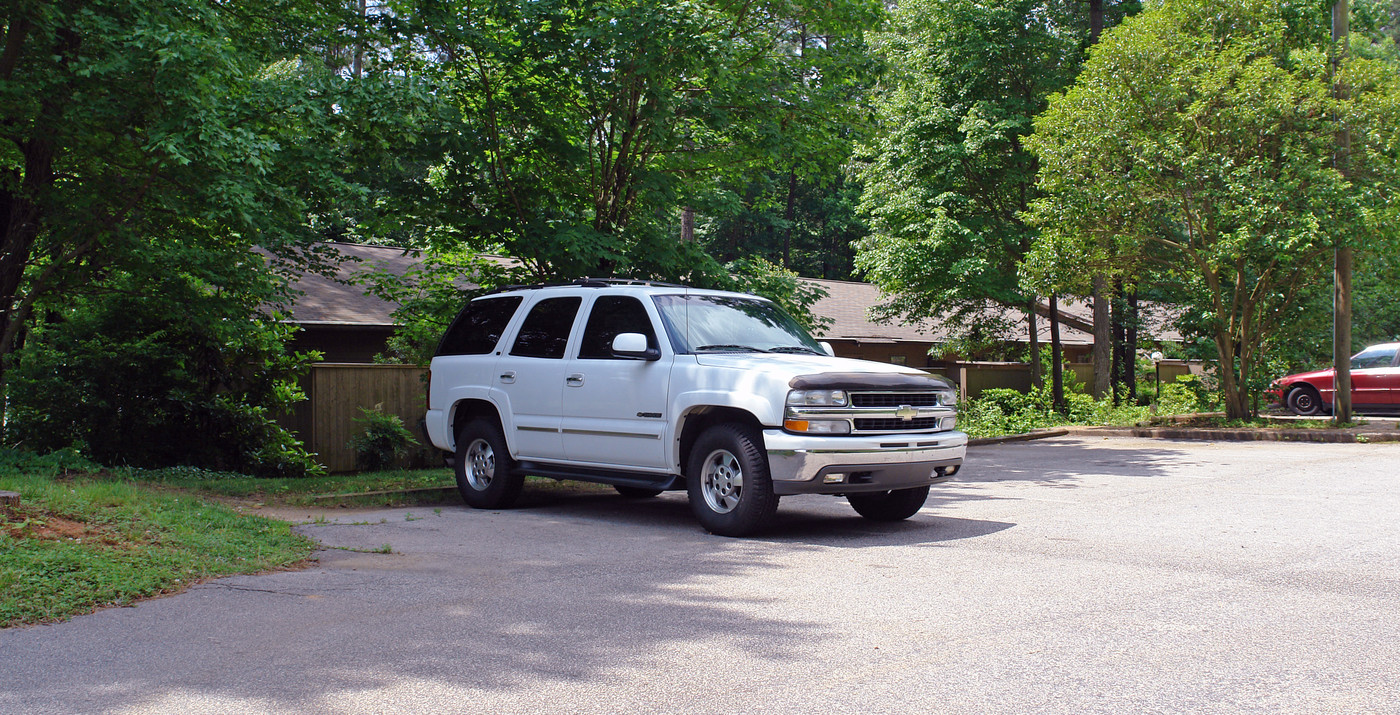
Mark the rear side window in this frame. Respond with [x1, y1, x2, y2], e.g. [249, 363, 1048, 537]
[435, 296, 523, 357]
[510, 297, 582, 359]
[578, 296, 658, 359]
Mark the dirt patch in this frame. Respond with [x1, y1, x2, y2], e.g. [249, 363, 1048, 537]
[3, 508, 138, 548]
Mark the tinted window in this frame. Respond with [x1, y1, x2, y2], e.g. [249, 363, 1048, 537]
[436, 296, 523, 357]
[1352, 345, 1399, 369]
[509, 297, 582, 359]
[578, 296, 659, 359]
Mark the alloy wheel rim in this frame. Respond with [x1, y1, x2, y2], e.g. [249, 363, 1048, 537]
[465, 438, 495, 490]
[701, 448, 743, 514]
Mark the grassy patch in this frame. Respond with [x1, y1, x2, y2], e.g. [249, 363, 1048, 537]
[1, 458, 314, 628]
[131, 466, 458, 506]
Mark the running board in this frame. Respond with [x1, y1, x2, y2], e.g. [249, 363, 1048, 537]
[514, 461, 683, 492]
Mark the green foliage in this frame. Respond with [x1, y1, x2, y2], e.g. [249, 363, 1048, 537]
[3, 259, 323, 479]
[854, 0, 1136, 340]
[359, 250, 527, 365]
[957, 383, 1152, 438]
[0, 456, 314, 627]
[726, 257, 833, 334]
[397, 0, 883, 280]
[1026, 0, 1400, 418]
[347, 406, 421, 472]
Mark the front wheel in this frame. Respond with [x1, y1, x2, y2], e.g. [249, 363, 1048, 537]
[847, 486, 930, 522]
[454, 419, 524, 509]
[1287, 385, 1324, 416]
[686, 424, 778, 537]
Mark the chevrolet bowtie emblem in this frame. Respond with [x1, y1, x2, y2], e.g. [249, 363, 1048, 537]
[896, 405, 918, 421]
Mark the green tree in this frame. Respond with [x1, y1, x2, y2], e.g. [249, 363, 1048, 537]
[1026, 0, 1400, 418]
[397, 0, 882, 282]
[852, 0, 1136, 382]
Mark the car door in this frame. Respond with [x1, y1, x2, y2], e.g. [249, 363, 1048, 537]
[1349, 344, 1400, 409]
[560, 294, 672, 470]
[494, 295, 583, 461]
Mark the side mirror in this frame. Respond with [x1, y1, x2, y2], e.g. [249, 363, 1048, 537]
[819, 341, 836, 357]
[612, 333, 660, 361]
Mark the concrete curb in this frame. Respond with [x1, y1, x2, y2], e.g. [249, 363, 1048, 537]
[968, 428, 1070, 447]
[968, 424, 1400, 445]
[1061, 425, 1400, 444]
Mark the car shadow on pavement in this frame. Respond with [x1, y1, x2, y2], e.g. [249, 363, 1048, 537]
[925, 437, 1199, 508]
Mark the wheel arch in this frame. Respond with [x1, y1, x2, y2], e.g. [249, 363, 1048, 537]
[675, 406, 766, 474]
[449, 398, 506, 449]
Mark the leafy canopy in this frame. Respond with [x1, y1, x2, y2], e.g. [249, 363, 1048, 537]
[1025, 0, 1400, 417]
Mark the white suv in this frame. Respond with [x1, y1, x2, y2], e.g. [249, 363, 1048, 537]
[424, 280, 967, 536]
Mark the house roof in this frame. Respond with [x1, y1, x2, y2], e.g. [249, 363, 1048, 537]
[280, 243, 422, 327]
[280, 242, 1181, 346]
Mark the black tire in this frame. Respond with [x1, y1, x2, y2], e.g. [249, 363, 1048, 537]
[614, 485, 664, 499]
[454, 419, 524, 509]
[686, 424, 778, 537]
[1287, 385, 1324, 416]
[847, 486, 930, 522]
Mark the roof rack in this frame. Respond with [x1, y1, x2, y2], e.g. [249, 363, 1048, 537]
[570, 277, 686, 288]
[486, 277, 687, 294]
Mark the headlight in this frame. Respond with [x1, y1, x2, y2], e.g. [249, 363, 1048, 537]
[783, 418, 852, 434]
[935, 390, 957, 406]
[786, 389, 848, 407]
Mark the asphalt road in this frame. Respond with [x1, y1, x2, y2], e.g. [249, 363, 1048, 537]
[3, 436, 1399, 714]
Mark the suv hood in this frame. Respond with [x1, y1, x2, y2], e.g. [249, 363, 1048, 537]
[693, 353, 954, 390]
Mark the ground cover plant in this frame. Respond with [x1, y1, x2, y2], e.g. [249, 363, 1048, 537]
[957, 378, 1216, 438]
[0, 452, 314, 628]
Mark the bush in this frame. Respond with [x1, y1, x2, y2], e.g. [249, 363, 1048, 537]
[347, 406, 420, 471]
[958, 381, 1152, 438]
[3, 271, 323, 479]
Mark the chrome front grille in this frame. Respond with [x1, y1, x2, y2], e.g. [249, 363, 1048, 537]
[854, 417, 943, 431]
[850, 392, 943, 408]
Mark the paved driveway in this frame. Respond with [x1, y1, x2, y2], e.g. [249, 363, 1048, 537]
[3, 437, 1399, 714]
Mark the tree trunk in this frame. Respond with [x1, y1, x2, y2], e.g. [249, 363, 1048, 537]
[782, 169, 798, 269]
[1089, 0, 1104, 41]
[1027, 297, 1042, 389]
[1050, 293, 1064, 413]
[1126, 290, 1138, 402]
[681, 206, 694, 243]
[1091, 275, 1111, 399]
[1111, 281, 1126, 404]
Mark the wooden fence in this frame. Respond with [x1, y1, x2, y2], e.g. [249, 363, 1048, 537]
[280, 363, 429, 473]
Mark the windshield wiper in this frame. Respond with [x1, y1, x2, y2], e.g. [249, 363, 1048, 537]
[768, 346, 823, 355]
[695, 344, 769, 353]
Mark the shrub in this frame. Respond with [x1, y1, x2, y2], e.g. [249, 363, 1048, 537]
[347, 406, 420, 471]
[3, 272, 323, 479]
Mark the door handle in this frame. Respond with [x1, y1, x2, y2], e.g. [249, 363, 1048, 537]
[566, 373, 584, 386]
[499, 371, 516, 384]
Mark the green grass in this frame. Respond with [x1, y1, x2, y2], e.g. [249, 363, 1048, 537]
[1, 459, 314, 627]
[130, 466, 458, 506]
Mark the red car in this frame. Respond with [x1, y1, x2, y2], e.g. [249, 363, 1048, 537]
[1270, 342, 1400, 415]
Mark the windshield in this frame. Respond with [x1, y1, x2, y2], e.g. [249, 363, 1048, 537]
[652, 294, 825, 355]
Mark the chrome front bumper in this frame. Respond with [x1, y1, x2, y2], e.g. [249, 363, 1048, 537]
[763, 429, 968, 495]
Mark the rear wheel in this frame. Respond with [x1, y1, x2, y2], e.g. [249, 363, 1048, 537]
[847, 486, 930, 522]
[1287, 385, 1324, 416]
[454, 419, 524, 509]
[686, 424, 778, 537]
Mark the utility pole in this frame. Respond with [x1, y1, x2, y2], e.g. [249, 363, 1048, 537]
[1333, 0, 1353, 424]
